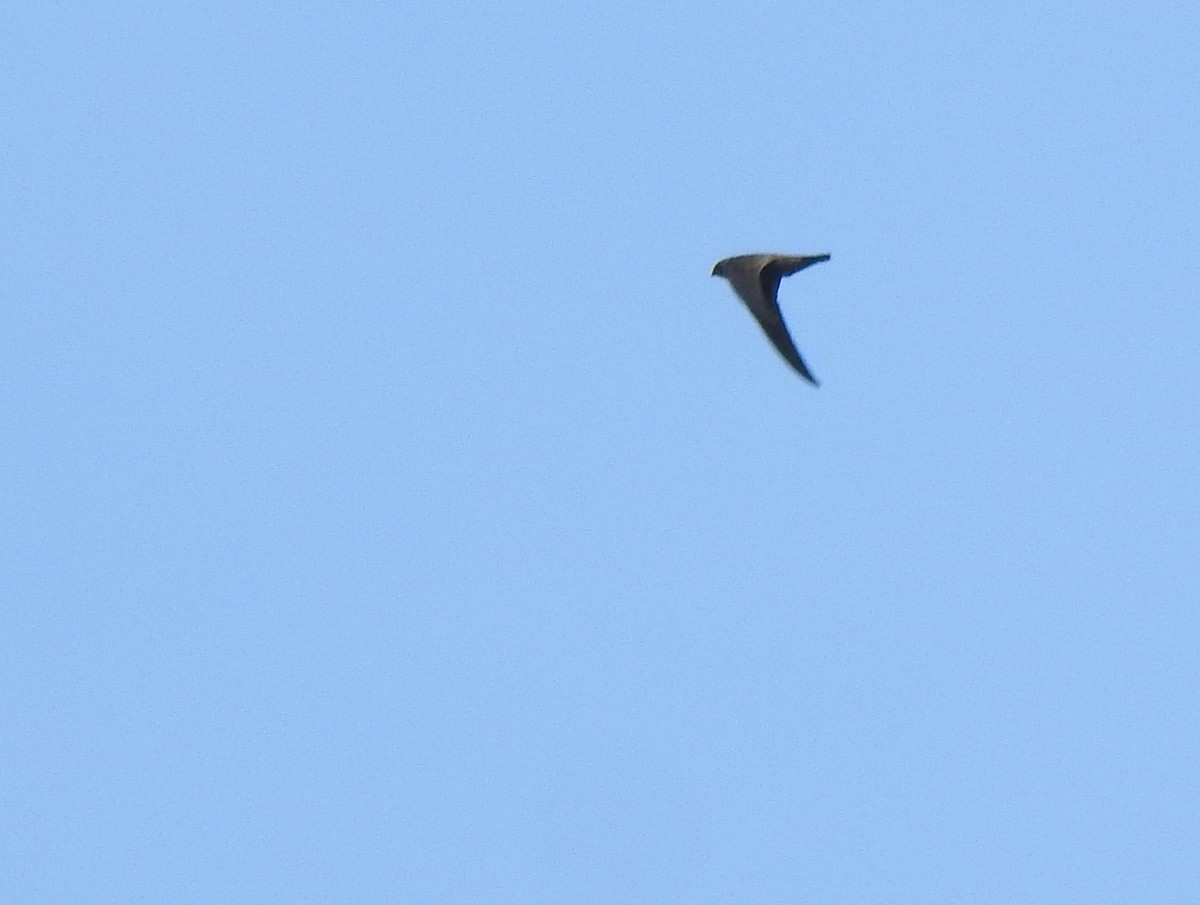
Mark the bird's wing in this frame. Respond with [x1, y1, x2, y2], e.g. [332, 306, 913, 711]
[750, 257, 826, 384]
[768, 254, 831, 280]
[745, 291, 819, 385]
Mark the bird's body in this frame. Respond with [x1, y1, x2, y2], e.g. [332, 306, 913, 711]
[711, 253, 830, 385]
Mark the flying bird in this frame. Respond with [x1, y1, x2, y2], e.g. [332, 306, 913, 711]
[711, 253, 831, 385]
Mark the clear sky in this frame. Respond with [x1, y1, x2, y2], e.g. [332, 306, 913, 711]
[5, 2, 1199, 902]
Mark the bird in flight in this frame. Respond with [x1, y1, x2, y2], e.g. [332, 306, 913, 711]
[711, 253, 831, 386]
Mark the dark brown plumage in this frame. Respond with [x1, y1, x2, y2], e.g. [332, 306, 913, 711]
[711, 253, 831, 385]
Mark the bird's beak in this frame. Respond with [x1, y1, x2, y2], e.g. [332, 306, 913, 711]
[710, 264, 722, 277]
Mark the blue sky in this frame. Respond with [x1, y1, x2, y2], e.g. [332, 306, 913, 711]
[4, 1, 1199, 902]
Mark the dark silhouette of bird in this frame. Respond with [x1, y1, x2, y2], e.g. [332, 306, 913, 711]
[711, 253, 831, 386]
